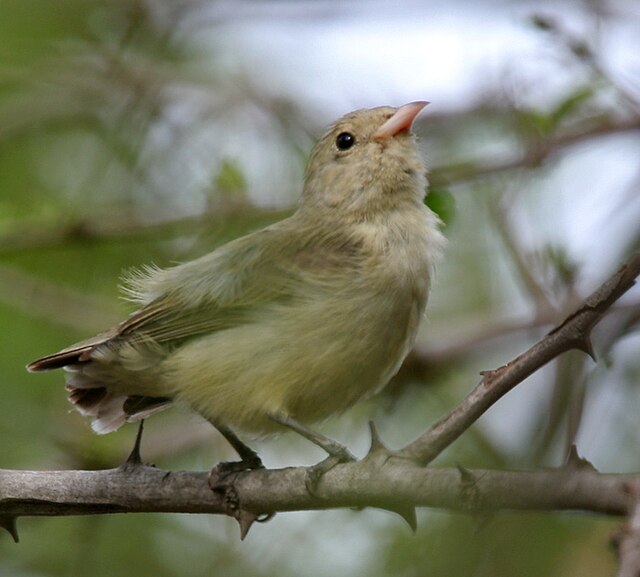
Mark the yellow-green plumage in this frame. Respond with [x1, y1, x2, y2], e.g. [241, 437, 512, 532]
[27, 103, 444, 437]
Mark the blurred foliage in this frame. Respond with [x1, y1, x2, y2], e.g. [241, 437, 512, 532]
[1, 1, 639, 576]
[424, 186, 455, 227]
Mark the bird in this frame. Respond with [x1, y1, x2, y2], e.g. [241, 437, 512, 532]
[27, 101, 445, 471]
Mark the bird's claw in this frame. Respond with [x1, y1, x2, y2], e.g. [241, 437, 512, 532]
[305, 447, 356, 497]
[208, 457, 264, 491]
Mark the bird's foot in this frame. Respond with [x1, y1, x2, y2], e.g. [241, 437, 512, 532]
[208, 456, 270, 540]
[208, 454, 264, 490]
[305, 443, 356, 497]
[267, 411, 357, 495]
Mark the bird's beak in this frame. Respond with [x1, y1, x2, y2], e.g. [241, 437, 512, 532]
[371, 101, 429, 140]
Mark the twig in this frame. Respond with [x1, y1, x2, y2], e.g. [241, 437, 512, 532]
[398, 253, 640, 465]
[0, 205, 290, 257]
[429, 118, 640, 188]
[531, 13, 640, 114]
[0, 264, 121, 332]
[487, 197, 555, 315]
[397, 300, 640, 379]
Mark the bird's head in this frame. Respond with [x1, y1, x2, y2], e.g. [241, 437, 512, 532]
[301, 102, 429, 221]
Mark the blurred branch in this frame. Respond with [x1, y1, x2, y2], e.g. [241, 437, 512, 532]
[399, 253, 640, 465]
[531, 13, 640, 113]
[527, 351, 586, 464]
[1, 118, 637, 256]
[429, 117, 640, 188]
[397, 298, 640, 380]
[613, 482, 640, 577]
[0, 264, 121, 332]
[487, 197, 555, 315]
[0, 204, 290, 257]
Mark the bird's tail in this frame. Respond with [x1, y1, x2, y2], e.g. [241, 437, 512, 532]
[28, 343, 171, 434]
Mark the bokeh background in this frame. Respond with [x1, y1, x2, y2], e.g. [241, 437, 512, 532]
[1, 1, 639, 575]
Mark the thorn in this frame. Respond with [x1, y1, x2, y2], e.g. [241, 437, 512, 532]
[124, 420, 145, 467]
[565, 445, 598, 472]
[238, 510, 259, 540]
[0, 516, 19, 543]
[456, 466, 494, 530]
[457, 464, 483, 512]
[208, 464, 271, 540]
[367, 421, 388, 455]
[384, 504, 418, 532]
[479, 368, 501, 387]
[576, 337, 597, 362]
[457, 464, 476, 484]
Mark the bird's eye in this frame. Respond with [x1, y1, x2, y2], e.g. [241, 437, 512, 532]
[335, 132, 355, 151]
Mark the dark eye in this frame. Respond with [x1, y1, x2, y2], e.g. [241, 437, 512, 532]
[335, 132, 355, 151]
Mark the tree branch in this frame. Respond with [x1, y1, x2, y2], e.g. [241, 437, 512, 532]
[0, 458, 634, 536]
[398, 253, 640, 465]
[613, 482, 640, 577]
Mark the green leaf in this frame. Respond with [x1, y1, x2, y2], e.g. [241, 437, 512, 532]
[549, 85, 595, 125]
[425, 187, 455, 225]
[215, 159, 247, 197]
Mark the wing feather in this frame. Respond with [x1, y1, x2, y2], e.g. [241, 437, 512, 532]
[28, 221, 304, 371]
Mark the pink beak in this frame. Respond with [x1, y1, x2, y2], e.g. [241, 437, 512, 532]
[371, 101, 429, 140]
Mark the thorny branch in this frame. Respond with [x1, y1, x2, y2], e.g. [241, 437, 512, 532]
[399, 253, 640, 465]
[0, 459, 634, 540]
[0, 253, 638, 542]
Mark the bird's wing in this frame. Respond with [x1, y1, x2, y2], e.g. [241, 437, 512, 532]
[115, 226, 304, 344]
[28, 223, 305, 371]
[26, 330, 119, 371]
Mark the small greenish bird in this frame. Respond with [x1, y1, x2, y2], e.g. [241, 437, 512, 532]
[27, 101, 444, 468]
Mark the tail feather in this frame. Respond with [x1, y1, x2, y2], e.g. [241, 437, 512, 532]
[67, 386, 109, 413]
[66, 381, 172, 434]
[88, 393, 129, 434]
[29, 331, 172, 433]
[123, 395, 172, 418]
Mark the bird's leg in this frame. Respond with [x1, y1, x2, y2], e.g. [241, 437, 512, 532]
[270, 412, 355, 461]
[269, 412, 356, 493]
[206, 423, 269, 539]
[214, 423, 264, 472]
[208, 422, 264, 490]
[121, 420, 146, 469]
